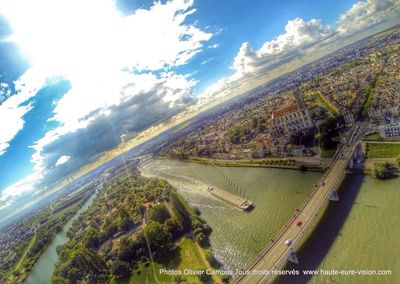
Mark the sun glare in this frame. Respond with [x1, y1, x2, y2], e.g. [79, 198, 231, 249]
[2, 0, 123, 76]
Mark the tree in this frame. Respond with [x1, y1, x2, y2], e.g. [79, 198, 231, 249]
[195, 232, 209, 247]
[372, 162, 396, 179]
[149, 203, 170, 224]
[117, 207, 133, 231]
[111, 260, 131, 279]
[144, 221, 168, 249]
[85, 227, 100, 249]
[198, 270, 211, 282]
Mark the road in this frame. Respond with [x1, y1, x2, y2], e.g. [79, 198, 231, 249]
[233, 126, 363, 284]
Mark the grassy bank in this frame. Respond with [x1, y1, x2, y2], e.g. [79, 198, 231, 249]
[120, 238, 216, 284]
[167, 157, 324, 172]
[366, 143, 400, 158]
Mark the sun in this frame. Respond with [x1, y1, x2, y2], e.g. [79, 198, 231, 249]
[1, 0, 124, 77]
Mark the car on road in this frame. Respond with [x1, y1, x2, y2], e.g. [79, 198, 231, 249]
[285, 239, 292, 246]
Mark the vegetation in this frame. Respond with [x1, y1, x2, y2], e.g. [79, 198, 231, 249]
[366, 143, 400, 158]
[371, 162, 397, 179]
[174, 120, 193, 133]
[319, 115, 344, 155]
[355, 75, 378, 118]
[289, 130, 316, 147]
[51, 173, 213, 283]
[1, 189, 95, 284]
[125, 238, 214, 284]
[314, 92, 338, 115]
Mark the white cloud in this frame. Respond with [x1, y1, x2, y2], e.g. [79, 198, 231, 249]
[233, 18, 334, 77]
[208, 43, 219, 49]
[0, 68, 47, 156]
[201, 0, 399, 102]
[201, 18, 334, 101]
[0, 0, 211, 169]
[0, 174, 38, 211]
[55, 155, 70, 166]
[200, 57, 214, 65]
[338, 0, 400, 34]
[1, 0, 212, 76]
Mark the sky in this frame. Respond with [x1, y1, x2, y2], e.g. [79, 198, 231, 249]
[0, 0, 399, 220]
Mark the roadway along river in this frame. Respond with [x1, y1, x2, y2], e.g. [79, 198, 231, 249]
[25, 191, 98, 284]
[142, 159, 400, 283]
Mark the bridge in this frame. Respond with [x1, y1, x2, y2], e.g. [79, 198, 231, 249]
[233, 127, 364, 284]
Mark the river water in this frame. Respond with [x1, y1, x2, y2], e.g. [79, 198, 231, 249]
[140, 159, 321, 270]
[26, 159, 399, 283]
[25, 192, 98, 284]
[141, 159, 400, 283]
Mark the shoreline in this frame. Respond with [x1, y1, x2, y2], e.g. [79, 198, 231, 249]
[160, 156, 327, 172]
[159, 156, 399, 176]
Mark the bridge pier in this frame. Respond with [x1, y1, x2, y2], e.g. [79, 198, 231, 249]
[328, 190, 339, 201]
[287, 249, 299, 264]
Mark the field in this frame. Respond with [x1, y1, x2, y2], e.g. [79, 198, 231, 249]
[364, 133, 400, 142]
[174, 120, 193, 133]
[123, 238, 213, 284]
[366, 143, 400, 158]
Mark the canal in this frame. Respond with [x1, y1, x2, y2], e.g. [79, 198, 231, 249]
[25, 192, 98, 284]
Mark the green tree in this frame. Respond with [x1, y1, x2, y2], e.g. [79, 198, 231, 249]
[149, 203, 170, 224]
[372, 162, 396, 179]
[111, 260, 131, 279]
[144, 221, 169, 249]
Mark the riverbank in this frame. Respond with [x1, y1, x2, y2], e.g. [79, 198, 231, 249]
[161, 155, 400, 178]
[3, 189, 95, 284]
[161, 156, 327, 172]
[25, 190, 98, 284]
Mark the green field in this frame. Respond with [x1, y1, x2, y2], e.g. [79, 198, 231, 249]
[366, 143, 400, 158]
[124, 238, 211, 284]
[364, 133, 400, 142]
[315, 92, 338, 115]
[173, 120, 193, 133]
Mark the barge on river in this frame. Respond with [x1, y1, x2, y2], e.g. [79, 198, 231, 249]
[208, 186, 254, 211]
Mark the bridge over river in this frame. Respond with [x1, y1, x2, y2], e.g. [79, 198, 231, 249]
[233, 126, 365, 284]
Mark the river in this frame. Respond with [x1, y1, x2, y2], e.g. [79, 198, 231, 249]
[140, 159, 321, 270]
[25, 192, 98, 284]
[141, 159, 400, 283]
[26, 159, 399, 283]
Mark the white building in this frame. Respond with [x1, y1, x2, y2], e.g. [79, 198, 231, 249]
[271, 103, 313, 136]
[343, 113, 355, 125]
[379, 123, 400, 138]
